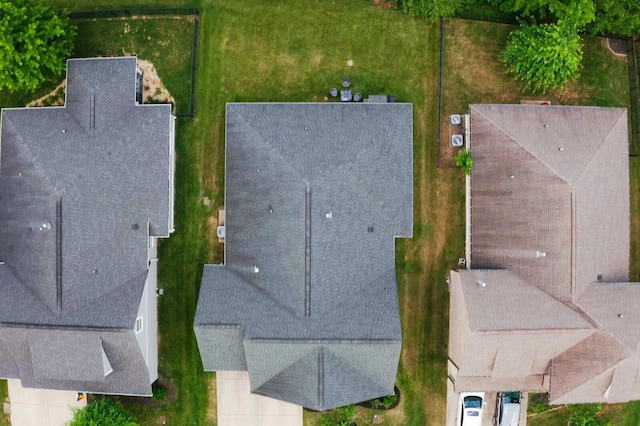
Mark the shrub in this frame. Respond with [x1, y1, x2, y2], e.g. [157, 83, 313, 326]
[455, 149, 473, 175]
[67, 396, 138, 426]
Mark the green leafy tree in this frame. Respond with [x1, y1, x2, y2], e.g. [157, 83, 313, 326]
[500, 22, 582, 93]
[0, 0, 76, 92]
[493, 0, 595, 28]
[588, 0, 640, 35]
[67, 397, 139, 426]
[394, 0, 468, 22]
[455, 149, 473, 175]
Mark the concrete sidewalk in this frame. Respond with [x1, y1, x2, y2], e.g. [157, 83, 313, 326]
[7, 380, 86, 426]
[217, 371, 302, 426]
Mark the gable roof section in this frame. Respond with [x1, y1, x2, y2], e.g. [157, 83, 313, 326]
[195, 103, 413, 410]
[469, 104, 628, 302]
[0, 57, 174, 395]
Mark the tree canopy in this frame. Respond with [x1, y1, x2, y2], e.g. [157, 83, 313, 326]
[500, 22, 583, 93]
[0, 0, 76, 93]
[68, 397, 139, 426]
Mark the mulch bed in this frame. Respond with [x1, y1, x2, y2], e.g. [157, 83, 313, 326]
[116, 374, 177, 408]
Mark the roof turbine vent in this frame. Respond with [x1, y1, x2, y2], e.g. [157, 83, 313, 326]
[476, 280, 487, 288]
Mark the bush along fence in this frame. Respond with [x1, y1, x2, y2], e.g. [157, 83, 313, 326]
[68, 8, 199, 119]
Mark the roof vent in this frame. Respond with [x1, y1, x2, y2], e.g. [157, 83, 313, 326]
[558, 147, 564, 152]
[451, 134, 463, 147]
[61, 129, 66, 134]
[40, 222, 51, 231]
[267, 204, 273, 213]
[597, 274, 603, 281]
[253, 265, 259, 273]
[543, 123, 549, 128]
[325, 211, 333, 220]
[92, 269, 98, 274]
[367, 226, 374, 233]
[131, 223, 139, 230]
[536, 250, 547, 258]
[476, 280, 487, 288]
[618, 313, 624, 319]
[450, 114, 461, 125]
[509, 175, 515, 180]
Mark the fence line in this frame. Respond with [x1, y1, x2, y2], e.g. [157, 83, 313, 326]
[69, 8, 199, 119]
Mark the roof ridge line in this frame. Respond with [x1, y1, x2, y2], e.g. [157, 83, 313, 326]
[223, 266, 302, 321]
[473, 106, 571, 185]
[574, 110, 627, 186]
[231, 109, 309, 185]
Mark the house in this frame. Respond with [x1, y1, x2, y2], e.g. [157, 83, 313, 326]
[194, 103, 413, 411]
[0, 57, 175, 396]
[448, 104, 640, 404]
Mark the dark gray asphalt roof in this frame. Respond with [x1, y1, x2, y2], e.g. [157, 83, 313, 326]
[0, 57, 174, 395]
[195, 103, 413, 411]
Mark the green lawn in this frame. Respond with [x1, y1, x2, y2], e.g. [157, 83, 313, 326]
[0, 380, 8, 426]
[72, 17, 195, 114]
[0, 3, 635, 426]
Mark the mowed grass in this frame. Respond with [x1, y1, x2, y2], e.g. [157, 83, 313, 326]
[72, 17, 194, 113]
[0, 380, 8, 426]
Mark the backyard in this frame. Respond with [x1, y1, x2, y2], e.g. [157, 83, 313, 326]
[0, 1, 636, 426]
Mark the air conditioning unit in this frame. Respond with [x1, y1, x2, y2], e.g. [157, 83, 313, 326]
[451, 134, 464, 147]
[450, 114, 461, 125]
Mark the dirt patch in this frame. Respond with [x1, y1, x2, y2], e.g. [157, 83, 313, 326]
[124, 22, 131, 33]
[116, 374, 177, 407]
[206, 208, 225, 263]
[26, 58, 174, 108]
[27, 80, 66, 107]
[373, 0, 393, 8]
[138, 59, 175, 105]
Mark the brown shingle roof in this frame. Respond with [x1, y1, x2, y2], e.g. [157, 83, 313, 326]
[450, 104, 639, 404]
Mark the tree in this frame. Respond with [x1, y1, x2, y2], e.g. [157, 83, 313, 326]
[393, 0, 468, 23]
[500, 22, 582, 93]
[588, 0, 640, 36]
[67, 397, 139, 426]
[455, 149, 473, 175]
[0, 0, 76, 93]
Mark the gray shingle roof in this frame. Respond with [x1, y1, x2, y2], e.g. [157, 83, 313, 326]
[0, 57, 174, 395]
[195, 103, 413, 411]
[450, 104, 640, 405]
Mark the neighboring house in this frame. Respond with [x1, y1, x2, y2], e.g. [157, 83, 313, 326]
[0, 57, 176, 396]
[194, 103, 413, 411]
[448, 104, 640, 404]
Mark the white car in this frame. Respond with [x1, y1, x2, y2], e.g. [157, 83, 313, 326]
[459, 392, 485, 426]
[493, 392, 521, 426]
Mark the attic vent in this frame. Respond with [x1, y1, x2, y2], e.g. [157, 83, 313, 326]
[451, 134, 464, 147]
[476, 280, 487, 288]
[135, 316, 143, 333]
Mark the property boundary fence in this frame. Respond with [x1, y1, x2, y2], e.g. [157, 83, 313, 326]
[69, 8, 200, 119]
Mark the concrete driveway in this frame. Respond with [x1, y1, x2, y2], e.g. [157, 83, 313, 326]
[7, 380, 86, 426]
[217, 371, 302, 426]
